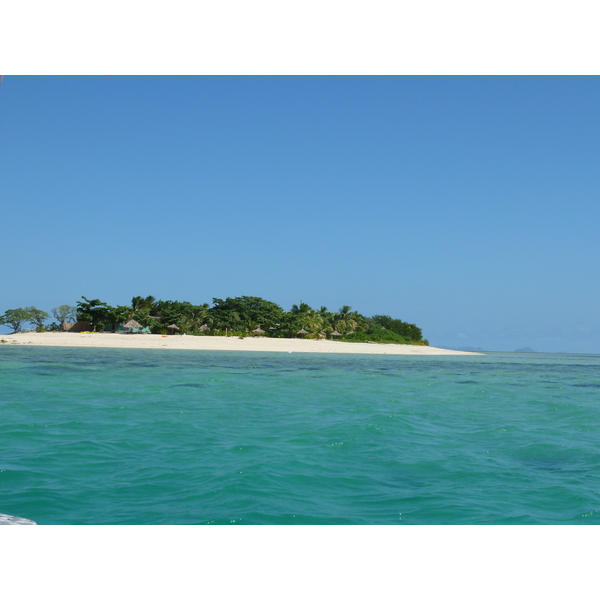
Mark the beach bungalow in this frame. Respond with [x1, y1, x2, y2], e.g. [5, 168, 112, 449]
[123, 319, 143, 333]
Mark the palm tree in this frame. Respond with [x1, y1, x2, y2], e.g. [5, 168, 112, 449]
[303, 312, 324, 335]
[317, 306, 330, 318]
[336, 306, 359, 334]
[188, 304, 210, 331]
[131, 296, 156, 312]
[290, 301, 312, 314]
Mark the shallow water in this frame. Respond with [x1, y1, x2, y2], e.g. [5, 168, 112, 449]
[1, 346, 599, 524]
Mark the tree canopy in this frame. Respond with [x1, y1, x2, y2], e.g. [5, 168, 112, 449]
[208, 296, 285, 331]
[25, 307, 49, 329]
[0, 308, 31, 333]
[52, 305, 77, 326]
[0, 306, 50, 332]
[2, 294, 427, 344]
[76, 297, 111, 331]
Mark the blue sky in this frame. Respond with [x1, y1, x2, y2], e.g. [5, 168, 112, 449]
[1, 76, 599, 352]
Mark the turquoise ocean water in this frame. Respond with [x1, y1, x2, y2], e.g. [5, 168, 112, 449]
[1, 346, 599, 524]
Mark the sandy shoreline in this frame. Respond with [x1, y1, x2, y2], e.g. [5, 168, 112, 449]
[0, 332, 481, 355]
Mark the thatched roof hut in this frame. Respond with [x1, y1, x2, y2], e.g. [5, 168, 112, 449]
[123, 319, 143, 332]
[199, 324, 210, 332]
[252, 327, 265, 336]
[330, 330, 342, 337]
[297, 328, 308, 336]
[167, 324, 180, 335]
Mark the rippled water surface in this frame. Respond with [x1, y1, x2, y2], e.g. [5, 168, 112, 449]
[1, 346, 599, 524]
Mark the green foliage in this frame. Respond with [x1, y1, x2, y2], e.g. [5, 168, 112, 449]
[208, 297, 284, 332]
[302, 312, 325, 334]
[330, 305, 365, 334]
[2, 294, 427, 343]
[149, 323, 168, 335]
[290, 301, 313, 315]
[76, 297, 112, 331]
[1, 308, 31, 333]
[0, 306, 49, 332]
[370, 315, 423, 341]
[106, 305, 133, 332]
[342, 326, 411, 344]
[263, 303, 389, 340]
[52, 305, 77, 326]
[152, 300, 209, 334]
[0, 307, 49, 332]
[131, 296, 156, 312]
[128, 296, 159, 329]
[340, 317, 425, 345]
[25, 306, 50, 329]
[275, 311, 305, 337]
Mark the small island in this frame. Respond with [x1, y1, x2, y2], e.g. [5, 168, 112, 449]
[0, 295, 480, 355]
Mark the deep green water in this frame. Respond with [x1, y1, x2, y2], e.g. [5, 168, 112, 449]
[1, 346, 599, 524]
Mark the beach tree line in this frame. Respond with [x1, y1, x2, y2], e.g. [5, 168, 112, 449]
[1, 296, 427, 345]
[0, 306, 76, 333]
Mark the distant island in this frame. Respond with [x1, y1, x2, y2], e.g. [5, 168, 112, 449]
[0, 295, 429, 346]
[514, 347, 538, 353]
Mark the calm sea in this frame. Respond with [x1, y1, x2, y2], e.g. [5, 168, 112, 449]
[1, 346, 599, 524]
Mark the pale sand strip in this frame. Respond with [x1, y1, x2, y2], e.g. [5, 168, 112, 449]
[0, 332, 481, 355]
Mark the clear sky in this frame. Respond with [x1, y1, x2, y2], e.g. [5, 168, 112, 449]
[1, 76, 599, 353]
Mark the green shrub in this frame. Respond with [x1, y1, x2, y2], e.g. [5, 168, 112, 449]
[150, 323, 168, 335]
[369, 315, 423, 341]
[341, 324, 422, 345]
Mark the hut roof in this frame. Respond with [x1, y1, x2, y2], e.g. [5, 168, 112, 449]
[252, 327, 265, 334]
[330, 330, 342, 336]
[167, 324, 180, 330]
[297, 328, 308, 334]
[123, 319, 143, 329]
[199, 324, 210, 331]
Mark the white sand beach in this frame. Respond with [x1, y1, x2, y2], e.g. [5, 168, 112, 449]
[0, 332, 480, 355]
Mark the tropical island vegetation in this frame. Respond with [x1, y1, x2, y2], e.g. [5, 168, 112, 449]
[0, 296, 428, 345]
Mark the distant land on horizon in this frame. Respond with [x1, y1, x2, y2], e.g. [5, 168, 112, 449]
[439, 346, 541, 353]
